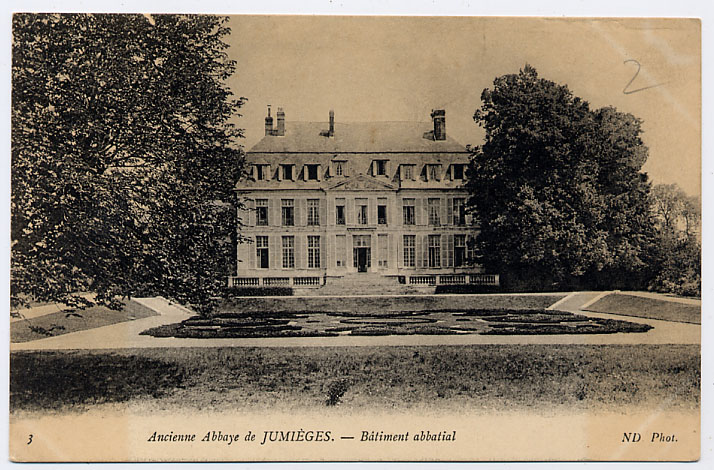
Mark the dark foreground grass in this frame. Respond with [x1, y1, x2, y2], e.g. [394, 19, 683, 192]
[585, 293, 700, 324]
[11, 299, 158, 343]
[11, 345, 699, 414]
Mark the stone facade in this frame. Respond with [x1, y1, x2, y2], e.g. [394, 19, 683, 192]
[231, 107, 498, 289]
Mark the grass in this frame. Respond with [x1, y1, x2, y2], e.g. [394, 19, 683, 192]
[141, 308, 652, 339]
[585, 293, 700, 324]
[11, 299, 158, 343]
[10, 345, 699, 414]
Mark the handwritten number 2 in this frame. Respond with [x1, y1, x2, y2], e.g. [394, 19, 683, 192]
[27, 434, 33, 445]
[623, 59, 666, 95]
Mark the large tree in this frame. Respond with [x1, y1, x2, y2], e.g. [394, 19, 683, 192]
[467, 65, 656, 290]
[12, 14, 246, 313]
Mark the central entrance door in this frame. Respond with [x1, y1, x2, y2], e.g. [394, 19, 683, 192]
[353, 234, 371, 273]
[357, 248, 368, 272]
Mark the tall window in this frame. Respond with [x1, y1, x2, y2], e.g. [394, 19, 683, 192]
[256, 236, 269, 269]
[307, 236, 321, 268]
[307, 199, 320, 226]
[428, 198, 441, 226]
[402, 198, 415, 225]
[428, 235, 441, 268]
[335, 198, 345, 225]
[378, 234, 388, 267]
[403, 235, 415, 268]
[256, 199, 268, 226]
[454, 235, 466, 267]
[377, 198, 387, 225]
[453, 198, 465, 226]
[281, 236, 295, 269]
[281, 199, 294, 226]
[335, 235, 346, 267]
[356, 198, 368, 225]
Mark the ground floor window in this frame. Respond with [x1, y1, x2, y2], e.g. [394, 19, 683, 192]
[454, 234, 466, 267]
[403, 235, 415, 268]
[282, 236, 295, 269]
[335, 235, 346, 267]
[256, 236, 269, 269]
[378, 234, 388, 267]
[307, 235, 321, 268]
[353, 234, 371, 271]
[428, 234, 441, 268]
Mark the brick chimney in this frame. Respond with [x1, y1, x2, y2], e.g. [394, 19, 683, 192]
[328, 110, 335, 137]
[431, 109, 446, 141]
[276, 107, 285, 136]
[265, 105, 274, 136]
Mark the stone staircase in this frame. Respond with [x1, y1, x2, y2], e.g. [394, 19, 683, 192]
[294, 272, 434, 296]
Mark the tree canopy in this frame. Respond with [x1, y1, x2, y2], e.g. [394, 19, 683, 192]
[467, 65, 656, 290]
[12, 14, 246, 312]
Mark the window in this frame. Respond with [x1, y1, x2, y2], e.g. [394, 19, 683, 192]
[334, 161, 344, 176]
[427, 164, 441, 181]
[378, 234, 388, 267]
[307, 236, 321, 268]
[306, 164, 319, 180]
[256, 236, 269, 269]
[281, 236, 295, 269]
[403, 235, 415, 268]
[454, 235, 466, 267]
[374, 160, 387, 176]
[307, 199, 320, 226]
[352, 235, 371, 268]
[428, 235, 441, 268]
[255, 165, 268, 180]
[453, 198, 465, 225]
[256, 199, 268, 226]
[335, 198, 345, 225]
[402, 198, 415, 225]
[335, 235, 346, 267]
[467, 236, 478, 263]
[356, 198, 368, 225]
[281, 164, 293, 181]
[281, 199, 294, 226]
[428, 198, 441, 226]
[452, 164, 465, 180]
[377, 198, 387, 225]
[402, 165, 414, 180]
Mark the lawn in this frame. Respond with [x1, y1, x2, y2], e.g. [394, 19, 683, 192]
[10, 345, 699, 414]
[585, 293, 700, 324]
[11, 299, 158, 343]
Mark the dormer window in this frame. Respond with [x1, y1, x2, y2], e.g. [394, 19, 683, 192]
[401, 164, 415, 181]
[426, 164, 442, 181]
[332, 160, 346, 177]
[306, 164, 319, 181]
[281, 164, 294, 181]
[254, 164, 269, 181]
[452, 163, 465, 180]
[373, 159, 389, 177]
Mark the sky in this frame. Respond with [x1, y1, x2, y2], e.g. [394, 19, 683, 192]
[225, 16, 701, 195]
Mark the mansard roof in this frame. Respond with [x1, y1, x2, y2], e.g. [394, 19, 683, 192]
[248, 121, 467, 154]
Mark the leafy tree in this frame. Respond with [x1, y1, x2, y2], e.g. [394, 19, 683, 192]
[648, 183, 700, 296]
[467, 65, 656, 290]
[12, 14, 246, 313]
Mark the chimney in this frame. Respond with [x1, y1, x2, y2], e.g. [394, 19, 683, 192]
[265, 105, 274, 136]
[276, 107, 285, 136]
[431, 109, 446, 141]
[328, 110, 335, 137]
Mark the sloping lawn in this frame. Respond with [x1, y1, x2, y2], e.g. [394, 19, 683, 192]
[585, 293, 700, 324]
[11, 299, 158, 343]
[10, 345, 699, 414]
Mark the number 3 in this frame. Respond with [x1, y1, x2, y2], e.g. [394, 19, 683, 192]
[27, 434, 33, 445]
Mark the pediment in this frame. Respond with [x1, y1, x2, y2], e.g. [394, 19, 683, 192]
[328, 174, 396, 191]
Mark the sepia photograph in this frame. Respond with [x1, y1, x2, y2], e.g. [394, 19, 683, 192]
[8, 12, 702, 462]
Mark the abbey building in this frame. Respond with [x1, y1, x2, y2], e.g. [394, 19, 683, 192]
[231, 107, 499, 289]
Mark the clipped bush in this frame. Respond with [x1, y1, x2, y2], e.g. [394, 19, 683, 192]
[435, 285, 502, 294]
[225, 286, 293, 297]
